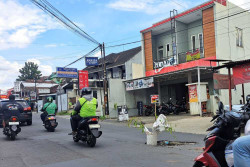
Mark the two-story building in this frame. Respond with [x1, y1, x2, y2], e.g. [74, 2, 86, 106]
[124, 0, 250, 115]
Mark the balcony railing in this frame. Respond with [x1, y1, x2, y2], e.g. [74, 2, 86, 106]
[178, 48, 204, 64]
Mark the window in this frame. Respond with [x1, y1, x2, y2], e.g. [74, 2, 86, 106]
[166, 44, 170, 58]
[191, 35, 196, 52]
[158, 46, 164, 60]
[198, 34, 203, 53]
[236, 27, 243, 47]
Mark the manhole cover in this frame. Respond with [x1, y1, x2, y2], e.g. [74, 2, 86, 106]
[157, 140, 197, 146]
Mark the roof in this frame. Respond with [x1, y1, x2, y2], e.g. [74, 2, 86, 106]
[213, 59, 250, 70]
[140, 0, 216, 33]
[21, 82, 58, 88]
[84, 46, 141, 73]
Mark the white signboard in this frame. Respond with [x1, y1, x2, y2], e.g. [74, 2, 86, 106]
[154, 56, 177, 73]
[38, 89, 50, 94]
[126, 77, 154, 91]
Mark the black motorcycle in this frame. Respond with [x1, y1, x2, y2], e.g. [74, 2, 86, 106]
[144, 104, 160, 116]
[167, 98, 179, 115]
[175, 97, 188, 114]
[44, 114, 58, 132]
[159, 102, 170, 115]
[3, 116, 21, 140]
[73, 116, 102, 147]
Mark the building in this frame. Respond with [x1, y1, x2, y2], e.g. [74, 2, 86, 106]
[125, 0, 250, 115]
[84, 46, 144, 117]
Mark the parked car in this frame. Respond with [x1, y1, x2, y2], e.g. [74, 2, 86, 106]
[0, 99, 32, 126]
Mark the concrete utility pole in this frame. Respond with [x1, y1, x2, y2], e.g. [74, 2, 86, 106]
[102, 43, 109, 116]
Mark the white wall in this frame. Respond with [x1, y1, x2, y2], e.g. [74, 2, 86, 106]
[125, 51, 143, 80]
[214, 1, 250, 106]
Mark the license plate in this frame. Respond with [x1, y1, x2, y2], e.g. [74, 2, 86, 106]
[89, 124, 101, 129]
[9, 122, 19, 125]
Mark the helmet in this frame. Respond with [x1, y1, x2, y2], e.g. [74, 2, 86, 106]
[246, 95, 250, 102]
[9, 94, 15, 101]
[81, 87, 92, 96]
[47, 96, 53, 103]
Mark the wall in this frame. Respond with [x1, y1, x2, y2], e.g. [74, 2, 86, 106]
[144, 31, 154, 72]
[203, 7, 216, 58]
[125, 51, 143, 80]
[187, 19, 203, 50]
[176, 21, 188, 54]
[214, 1, 250, 106]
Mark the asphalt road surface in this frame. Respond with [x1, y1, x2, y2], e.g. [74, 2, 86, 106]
[0, 113, 205, 167]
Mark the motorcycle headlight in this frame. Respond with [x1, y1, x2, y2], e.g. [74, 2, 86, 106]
[11, 125, 18, 131]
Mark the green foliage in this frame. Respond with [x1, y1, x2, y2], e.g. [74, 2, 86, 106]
[99, 116, 106, 121]
[17, 62, 42, 81]
[114, 103, 118, 110]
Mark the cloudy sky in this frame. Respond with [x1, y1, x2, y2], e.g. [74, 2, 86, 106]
[0, 0, 249, 91]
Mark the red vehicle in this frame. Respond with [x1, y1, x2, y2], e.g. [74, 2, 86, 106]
[193, 112, 242, 167]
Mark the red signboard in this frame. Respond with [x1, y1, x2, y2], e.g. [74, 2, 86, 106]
[151, 95, 159, 104]
[79, 70, 89, 90]
[213, 73, 234, 89]
[0, 95, 8, 99]
[233, 63, 250, 85]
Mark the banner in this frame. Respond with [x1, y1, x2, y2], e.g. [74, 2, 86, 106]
[85, 57, 98, 66]
[125, 77, 154, 91]
[233, 62, 250, 85]
[79, 70, 89, 90]
[56, 67, 78, 78]
[154, 57, 177, 71]
[213, 73, 234, 89]
[188, 85, 198, 102]
[151, 95, 159, 104]
[186, 49, 200, 62]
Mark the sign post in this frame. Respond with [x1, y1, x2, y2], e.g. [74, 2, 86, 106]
[85, 57, 98, 66]
[78, 70, 89, 90]
[151, 95, 159, 120]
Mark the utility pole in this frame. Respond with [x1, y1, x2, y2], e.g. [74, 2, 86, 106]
[102, 43, 109, 116]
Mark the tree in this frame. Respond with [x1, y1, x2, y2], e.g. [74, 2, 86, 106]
[17, 62, 42, 81]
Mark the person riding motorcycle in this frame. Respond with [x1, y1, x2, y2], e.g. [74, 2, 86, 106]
[1, 95, 23, 128]
[69, 87, 97, 135]
[40, 97, 57, 124]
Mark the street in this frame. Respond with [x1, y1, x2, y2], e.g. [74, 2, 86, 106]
[0, 113, 204, 167]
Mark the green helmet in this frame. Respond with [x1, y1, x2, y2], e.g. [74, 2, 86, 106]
[47, 96, 53, 103]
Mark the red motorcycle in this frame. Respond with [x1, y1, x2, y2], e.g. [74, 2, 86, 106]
[193, 112, 242, 167]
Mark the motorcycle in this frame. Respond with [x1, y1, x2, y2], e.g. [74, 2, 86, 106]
[73, 116, 102, 147]
[144, 104, 160, 116]
[193, 111, 244, 167]
[44, 114, 58, 132]
[3, 116, 21, 140]
[167, 98, 179, 115]
[175, 97, 188, 114]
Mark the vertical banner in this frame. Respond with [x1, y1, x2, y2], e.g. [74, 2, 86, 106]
[78, 70, 89, 90]
[233, 63, 250, 85]
[188, 85, 198, 102]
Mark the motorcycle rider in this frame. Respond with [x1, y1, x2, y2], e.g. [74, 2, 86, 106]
[40, 97, 57, 124]
[69, 87, 97, 135]
[215, 95, 224, 114]
[1, 95, 23, 128]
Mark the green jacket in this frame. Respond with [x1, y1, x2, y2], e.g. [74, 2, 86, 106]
[72, 96, 97, 118]
[42, 102, 57, 115]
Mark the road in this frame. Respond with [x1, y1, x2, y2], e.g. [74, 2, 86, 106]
[0, 113, 205, 167]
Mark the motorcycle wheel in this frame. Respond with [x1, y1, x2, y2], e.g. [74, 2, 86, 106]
[174, 110, 179, 115]
[193, 161, 205, 167]
[49, 128, 55, 132]
[145, 109, 151, 116]
[27, 120, 32, 126]
[87, 134, 96, 147]
[73, 137, 79, 143]
[10, 133, 16, 141]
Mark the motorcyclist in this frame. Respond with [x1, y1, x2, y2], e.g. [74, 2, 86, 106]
[69, 87, 97, 135]
[215, 95, 224, 115]
[1, 95, 23, 128]
[40, 97, 57, 124]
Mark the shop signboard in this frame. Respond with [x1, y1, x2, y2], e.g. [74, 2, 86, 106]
[188, 85, 198, 102]
[151, 95, 159, 104]
[85, 57, 98, 66]
[56, 67, 78, 78]
[153, 57, 177, 73]
[125, 77, 154, 91]
[79, 70, 89, 90]
[0, 95, 8, 99]
[213, 73, 234, 89]
[233, 62, 250, 85]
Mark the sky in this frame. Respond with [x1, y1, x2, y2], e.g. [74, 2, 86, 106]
[0, 0, 249, 91]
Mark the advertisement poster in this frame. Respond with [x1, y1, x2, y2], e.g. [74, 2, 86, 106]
[233, 63, 250, 85]
[151, 95, 159, 104]
[188, 85, 198, 102]
[186, 49, 201, 62]
[213, 73, 234, 89]
[125, 77, 154, 91]
[78, 70, 89, 90]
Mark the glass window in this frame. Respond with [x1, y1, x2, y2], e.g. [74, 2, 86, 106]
[158, 46, 164, 60]
[191, 35, 196, 52]
[236, 27, 243, 47]
[198, 34, 203, 53]
[166, 44, 170, 58]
